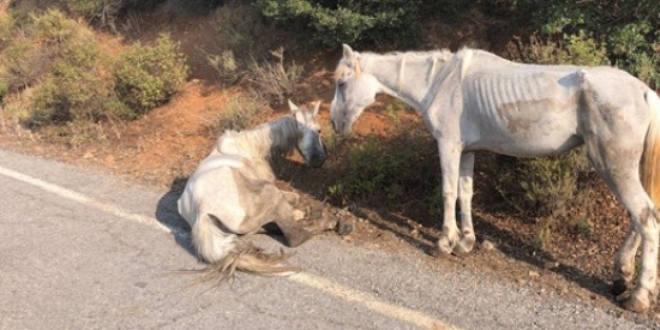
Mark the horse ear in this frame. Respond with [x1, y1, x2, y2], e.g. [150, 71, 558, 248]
[312, 101, 321, 116]
[342, 44, 355, 62]
[288, 99, 300, 112]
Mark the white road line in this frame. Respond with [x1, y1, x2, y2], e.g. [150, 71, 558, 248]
[289, 272, 461, 330]
[0, 164, 461, 330]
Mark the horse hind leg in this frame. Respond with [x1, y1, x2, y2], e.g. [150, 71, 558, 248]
[611, 223, 640, 296]
[585, 136, 658, 312]
[271, 202, 313, 248]
[192, 212, 237, 264]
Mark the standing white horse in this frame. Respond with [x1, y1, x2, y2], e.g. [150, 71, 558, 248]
[330, 44, 660, 312]
[178, 100, 336, 281]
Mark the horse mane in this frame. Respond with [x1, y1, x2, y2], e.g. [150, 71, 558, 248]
[334, 48, 455, 82]
[216, 115, 300, 159]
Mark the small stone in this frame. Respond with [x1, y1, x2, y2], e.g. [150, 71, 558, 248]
[410, 229, 419, 236]
[480, 240, 496, 251]
[83, 152, 94, 159]
[292, 210, 305, 221]
[529, 270, 541, 278]
[342, 235, 353, 242]
[543, 261, 560, 269]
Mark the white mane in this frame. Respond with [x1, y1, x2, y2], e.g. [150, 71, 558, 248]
[216, 116, 300, 160]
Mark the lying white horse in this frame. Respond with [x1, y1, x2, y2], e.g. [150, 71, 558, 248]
[178, 100, 334, 281]
[330, 44, 660, 312]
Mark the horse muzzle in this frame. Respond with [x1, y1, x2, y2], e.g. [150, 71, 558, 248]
[306, 151, 327, 168]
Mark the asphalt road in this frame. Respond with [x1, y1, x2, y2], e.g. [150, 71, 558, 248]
[0, 148, 656, 329]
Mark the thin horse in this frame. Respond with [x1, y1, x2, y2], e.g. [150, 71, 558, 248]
[178, 100, 338, 282]
[330, 44, 660, 312]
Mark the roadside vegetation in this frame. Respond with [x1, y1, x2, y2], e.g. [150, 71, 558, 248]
[1, 0, 659, 251]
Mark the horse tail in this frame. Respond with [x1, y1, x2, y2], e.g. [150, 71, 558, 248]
[641, 90, 660, 203]
[191, 213, 300, 285]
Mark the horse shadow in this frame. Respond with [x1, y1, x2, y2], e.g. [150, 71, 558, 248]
[154, 177, 196, 258]
[275, 146, 615, 302]
[347, 200, 613, 301]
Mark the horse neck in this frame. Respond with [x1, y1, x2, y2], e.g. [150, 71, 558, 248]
[360, 50, 452, 111]
[225, 116, 299, 160]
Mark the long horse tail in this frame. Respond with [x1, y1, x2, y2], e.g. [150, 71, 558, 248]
[641, 90, 660, 203]
[191, 213, 300, 285]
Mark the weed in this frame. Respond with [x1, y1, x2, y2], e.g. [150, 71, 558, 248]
[245, 47, 302, 106]
[207, 93, 265, 134]
[208, 49, 243, 86]
[534, 217, 553, 250]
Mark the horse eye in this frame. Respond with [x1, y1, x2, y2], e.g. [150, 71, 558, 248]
[338, 81, 345, 88]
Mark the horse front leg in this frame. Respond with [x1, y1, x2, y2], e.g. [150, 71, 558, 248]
[436, 141, 462, 255]
[454, 152, 476, 254]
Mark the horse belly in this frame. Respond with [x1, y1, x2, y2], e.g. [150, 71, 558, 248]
[467, 100, 582, 157]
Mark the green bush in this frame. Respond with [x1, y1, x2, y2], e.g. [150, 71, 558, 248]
[257, 0, 421, 47]
[0, 41, 49, 93]
[0, 81, 8, 102]
[28, 31, 114, 127]
[517, 0, 660, 88]
[330, 131, 438, 201]
[114, 34, 189, 118]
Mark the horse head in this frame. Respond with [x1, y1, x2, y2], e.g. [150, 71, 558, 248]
[330, 44, 380, 135]
[289, 100, 326, 168]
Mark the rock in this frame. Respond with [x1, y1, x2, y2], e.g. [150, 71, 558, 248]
[293, 210, 305, 221]
[543, 261, 560, 269]
[480, 239, 496, 251]
[528, 270, 541, 278]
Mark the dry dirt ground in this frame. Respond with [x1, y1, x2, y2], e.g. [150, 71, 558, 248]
[1, 4, 658, 323]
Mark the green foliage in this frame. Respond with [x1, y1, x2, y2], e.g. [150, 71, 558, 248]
[0, 9, 115, 128]
[0, 81, 8, 102]
[508, 33, 608, 67]
[257, 0, 421, 47]
[114, 34, 189, 118]
[491, 148, 591, 221]
[0, 41, 47, 93]
[0, 9, 188, 140]
[208, 49, 243, 85]
[518, 0, 660, 88]
[330, 132, 438, 202]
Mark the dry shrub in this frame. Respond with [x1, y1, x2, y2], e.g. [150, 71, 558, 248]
[205, 93, 266, 135]
[245, 47, 303, 106]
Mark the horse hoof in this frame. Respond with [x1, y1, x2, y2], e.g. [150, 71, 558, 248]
[335, 219, 354, 235]
[453, 236, 476, 255]
[623, 289, 651, 313]
[437, 234, 458, 255]
[611, 279, 629, 296]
